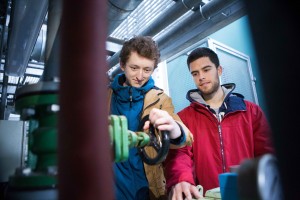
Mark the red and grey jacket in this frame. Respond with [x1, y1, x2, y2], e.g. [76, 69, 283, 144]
[164, 83, 274, 193]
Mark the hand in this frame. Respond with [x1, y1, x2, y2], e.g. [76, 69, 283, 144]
[143, 108, 181, 139]
[169, 182, 203, 200]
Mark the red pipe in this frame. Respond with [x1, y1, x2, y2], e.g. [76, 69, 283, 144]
[59, 1, 114, 199]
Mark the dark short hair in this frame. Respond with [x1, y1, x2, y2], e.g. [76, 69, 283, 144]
[119, 36, 160, 68]
[187, 47, 220, 70]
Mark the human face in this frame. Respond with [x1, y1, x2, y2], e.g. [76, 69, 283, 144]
[120, 51, 155, 87]
[189, 56, 222, 96]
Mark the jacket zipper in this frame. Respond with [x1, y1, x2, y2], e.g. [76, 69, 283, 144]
[217, 113, 226, 173]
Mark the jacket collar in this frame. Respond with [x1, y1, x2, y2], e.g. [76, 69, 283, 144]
[110, 73, 155, 101]
[187, 83, 246, 113]
[187, 83, 236, 104]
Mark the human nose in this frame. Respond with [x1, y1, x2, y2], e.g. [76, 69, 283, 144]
[136, 69, 144, 80]
[199, 73, 205, 80]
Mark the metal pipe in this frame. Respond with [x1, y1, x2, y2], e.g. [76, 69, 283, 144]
[0, 75, 8, 119]
[41, 0, 62, 82]
[0, 1, 10, 120]
[157, 0, 237, 51]
[107, 0, 240, 78]
[59, 1, 114, 199]
[160, 0, 245, 60]
[108, 0, 143, 35]
[4, 0, 48, 77]
[107, 0, 203, 70]
[140, 0, 202, 37]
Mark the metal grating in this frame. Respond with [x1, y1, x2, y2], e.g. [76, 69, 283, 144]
[0, 60, 45, 107]
[110, 0, 176, 40]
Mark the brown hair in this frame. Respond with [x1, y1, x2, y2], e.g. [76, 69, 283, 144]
[119, 36, 160, 68]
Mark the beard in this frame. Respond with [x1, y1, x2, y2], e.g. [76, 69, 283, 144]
[199, 76, 220, 96]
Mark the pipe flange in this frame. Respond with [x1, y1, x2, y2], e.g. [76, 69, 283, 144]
[15, 81, 59, 100]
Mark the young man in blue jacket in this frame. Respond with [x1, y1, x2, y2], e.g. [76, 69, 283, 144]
[108, 36, 193, 200]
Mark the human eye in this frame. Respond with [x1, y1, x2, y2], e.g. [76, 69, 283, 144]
[130, 66, 137, 71]
[191, 72, 198, 77]
[203, 67, 211, 72]
[144, 68, 152, 73]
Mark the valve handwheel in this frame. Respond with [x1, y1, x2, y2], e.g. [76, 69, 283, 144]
[138, 115, 170, 165]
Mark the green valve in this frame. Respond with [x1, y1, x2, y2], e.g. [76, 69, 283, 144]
[119, 116, 129, 162]
[109, 115, 151, 163]
[136, 132, 150, 147]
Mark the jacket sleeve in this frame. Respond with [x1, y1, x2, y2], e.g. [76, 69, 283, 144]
[159, 93, 194, 148]
[251, 103, 275, 156]
[164, 146, 195, 193]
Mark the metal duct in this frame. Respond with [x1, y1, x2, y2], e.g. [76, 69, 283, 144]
[159, 0, 246, 60]
[30, 25, 47, 63]
[21, 0, 143, 71]
[107, 0, 203, 73]
[139, 0, 203, 37]
[108, 0, 143, 35]
[157, 0, 238, 52]
[108, 0, 245, 80]
[4, 0, 48, 77]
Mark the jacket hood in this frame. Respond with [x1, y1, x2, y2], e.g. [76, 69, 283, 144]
[186, 83, 246, 114]
[110, 73, 155, 102]
[109, 73, 155, 132]
[186, 83, 238, 104]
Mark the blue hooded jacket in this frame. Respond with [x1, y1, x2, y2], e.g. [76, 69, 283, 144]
[110, 73, 155, 200]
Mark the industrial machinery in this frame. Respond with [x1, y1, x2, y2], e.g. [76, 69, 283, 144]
[109, 114, 170, 165]
[3, 81, 170, 199]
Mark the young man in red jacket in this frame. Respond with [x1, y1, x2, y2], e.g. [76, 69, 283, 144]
[164, 47, 274, 199]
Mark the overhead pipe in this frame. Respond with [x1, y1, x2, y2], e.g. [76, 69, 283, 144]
[157, 0, 238, 52]
[4, 0, 48, 77]
[108, 0, 143, 35]
[139, 0, 203, 37]
[159, 0, 246, 60]
[107, 36, 125, 46]
[109, 0, 240, 66]
[107, 0, 203, 77]
[8, 0, 142, 76]
[59, 0, 114, 200]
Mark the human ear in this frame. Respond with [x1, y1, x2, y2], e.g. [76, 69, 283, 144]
[218, 65, 223, 76]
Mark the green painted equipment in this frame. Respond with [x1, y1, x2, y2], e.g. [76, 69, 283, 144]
[5, 83, 170, 200]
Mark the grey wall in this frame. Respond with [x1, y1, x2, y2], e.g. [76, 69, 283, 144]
[0, 120, 26, 182]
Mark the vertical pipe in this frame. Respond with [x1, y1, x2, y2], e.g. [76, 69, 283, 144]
[59, 1, 114, 200]
[42, 0, 62, 82]
[0, 75, 8, 119]
[0, 1, 10, 120]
